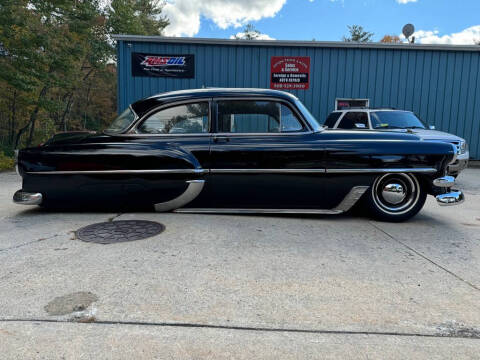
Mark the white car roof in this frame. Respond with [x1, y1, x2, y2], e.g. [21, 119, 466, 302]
[333, 109, 410, 113]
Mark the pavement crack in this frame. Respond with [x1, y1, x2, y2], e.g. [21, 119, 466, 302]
[370, 221, 480, 292]
[108, 213, 123, 222]
[0, 233, 61, 253]
[1, 318, 480, 340]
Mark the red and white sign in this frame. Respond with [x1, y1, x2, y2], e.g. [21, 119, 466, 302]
[270, 56, 310, 90]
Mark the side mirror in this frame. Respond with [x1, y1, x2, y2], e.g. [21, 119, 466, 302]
[429, 125, 436, 130]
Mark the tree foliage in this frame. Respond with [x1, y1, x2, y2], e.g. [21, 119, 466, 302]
[0, 0, 169, 157]
[343, 25, 374, 42]
[380, 35, 402, 44]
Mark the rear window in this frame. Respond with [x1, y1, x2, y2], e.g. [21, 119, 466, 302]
[324, 112, 341, 128]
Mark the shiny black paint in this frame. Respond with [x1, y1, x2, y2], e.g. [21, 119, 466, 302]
[17, 89, 456, 210]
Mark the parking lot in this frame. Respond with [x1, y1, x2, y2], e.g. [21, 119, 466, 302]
[1, 169, 480, 359]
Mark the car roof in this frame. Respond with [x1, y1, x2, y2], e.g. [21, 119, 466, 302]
[131, 88, 299, 117]
[333, 109, 411, 112]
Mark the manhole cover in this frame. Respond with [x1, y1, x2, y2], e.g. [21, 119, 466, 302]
[76, 220, 165, 244]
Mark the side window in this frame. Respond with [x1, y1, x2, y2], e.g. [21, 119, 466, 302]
[337, 112, 369, 129]
[324, 112, 342, 128]
[137, 102, 209, 134]
[217, 100, 303, 133]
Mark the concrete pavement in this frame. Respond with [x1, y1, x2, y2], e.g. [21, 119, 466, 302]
[1, 169, 479, 358]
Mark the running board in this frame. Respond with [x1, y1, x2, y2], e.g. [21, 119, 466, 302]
[174, 186, 369, 215]
[174, 208, 343, 215]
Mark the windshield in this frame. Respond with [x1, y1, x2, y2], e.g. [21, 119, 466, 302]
[105, 107, 137, 133]
[371, 111, 426, 130]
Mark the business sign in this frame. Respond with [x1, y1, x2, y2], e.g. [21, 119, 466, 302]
[132, 53, 195, 78]
[270, 56, 310, 90]
[335, 98, 370, 110]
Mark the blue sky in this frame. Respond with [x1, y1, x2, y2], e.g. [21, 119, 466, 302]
[163, 0, 480, 44]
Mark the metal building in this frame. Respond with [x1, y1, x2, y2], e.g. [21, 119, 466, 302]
[113, 35, 480, 159]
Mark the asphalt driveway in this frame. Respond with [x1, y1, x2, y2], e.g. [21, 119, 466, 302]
[1, 169, 480, 359]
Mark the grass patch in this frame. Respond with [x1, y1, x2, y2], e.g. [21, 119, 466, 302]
[0, 152, 14, 171]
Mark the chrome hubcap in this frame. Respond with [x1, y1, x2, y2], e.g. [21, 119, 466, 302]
[382, 183, 406, 205]
[372, 173, 420, 215]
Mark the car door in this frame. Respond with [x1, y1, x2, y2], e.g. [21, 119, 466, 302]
[208, 97, 327, 209]
[124, 99, 213, 209]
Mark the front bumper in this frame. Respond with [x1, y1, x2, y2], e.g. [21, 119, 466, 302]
[13, 190, 43, 205]
[436, 190, 465, 206]
[447, 152, 469, 175]
[433, 176, 465, 206]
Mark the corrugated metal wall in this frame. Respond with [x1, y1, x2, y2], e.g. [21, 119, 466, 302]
[117, 40, 480, 159]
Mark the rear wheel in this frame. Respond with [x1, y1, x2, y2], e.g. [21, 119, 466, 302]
[365, 173, 426, 222]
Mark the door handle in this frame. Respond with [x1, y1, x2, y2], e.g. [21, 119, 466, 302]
[213, 136, 230, 143]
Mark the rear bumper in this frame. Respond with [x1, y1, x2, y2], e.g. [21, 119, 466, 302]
[13, 190, 43, 205]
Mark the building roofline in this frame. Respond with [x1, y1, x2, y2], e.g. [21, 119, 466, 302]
[112, 34, 480, 52]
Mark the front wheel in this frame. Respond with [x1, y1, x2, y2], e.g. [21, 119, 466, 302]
[365, 173, 427, 222]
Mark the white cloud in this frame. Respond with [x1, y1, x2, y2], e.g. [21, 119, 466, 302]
[163, 0, 286, 37]
[407, 25, 480, 45]
[229, 32, 275, 40]
[396, 0, 418, 3]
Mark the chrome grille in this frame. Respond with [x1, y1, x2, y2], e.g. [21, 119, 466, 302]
[450, 141, 461, 154]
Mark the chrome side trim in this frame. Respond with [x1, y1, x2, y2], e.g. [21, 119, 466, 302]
[326, 168, 437, 174]
[26, 168, 437, 176]
[154, 180, 205, 212]
[27, 169, 208, 175]
[174, 208, 343, 215]
[175, 185, 369, 215]
[436, 190, 465, 206]
[333, 186, 369, 212]
[210, 168, 326, 174]
[13, 190, 43, 205]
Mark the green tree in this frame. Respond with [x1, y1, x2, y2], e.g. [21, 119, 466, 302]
[343, 25, 374, 42]
[0, 0, 169, 155]
[107, 0, 169, 35]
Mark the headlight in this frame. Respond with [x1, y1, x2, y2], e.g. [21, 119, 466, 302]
[460, 141, 467, 154]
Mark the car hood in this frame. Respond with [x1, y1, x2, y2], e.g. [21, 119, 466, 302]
[389, 129, 464, 142]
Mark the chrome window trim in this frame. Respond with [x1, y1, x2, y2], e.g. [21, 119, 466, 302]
[114, 96, 314, 137]
[119, 98, 214, 136]
[104, 105, 139, 135]
[132, 97, 212, 136]
[212, 96, 313, 134]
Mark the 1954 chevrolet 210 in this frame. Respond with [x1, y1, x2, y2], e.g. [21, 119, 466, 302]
[14, 88, 464, 222]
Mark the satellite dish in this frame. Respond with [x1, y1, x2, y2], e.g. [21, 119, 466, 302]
[402, 24, 415, 39]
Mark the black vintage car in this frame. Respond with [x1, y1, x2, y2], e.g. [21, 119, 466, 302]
[14, 88, 464, 222]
